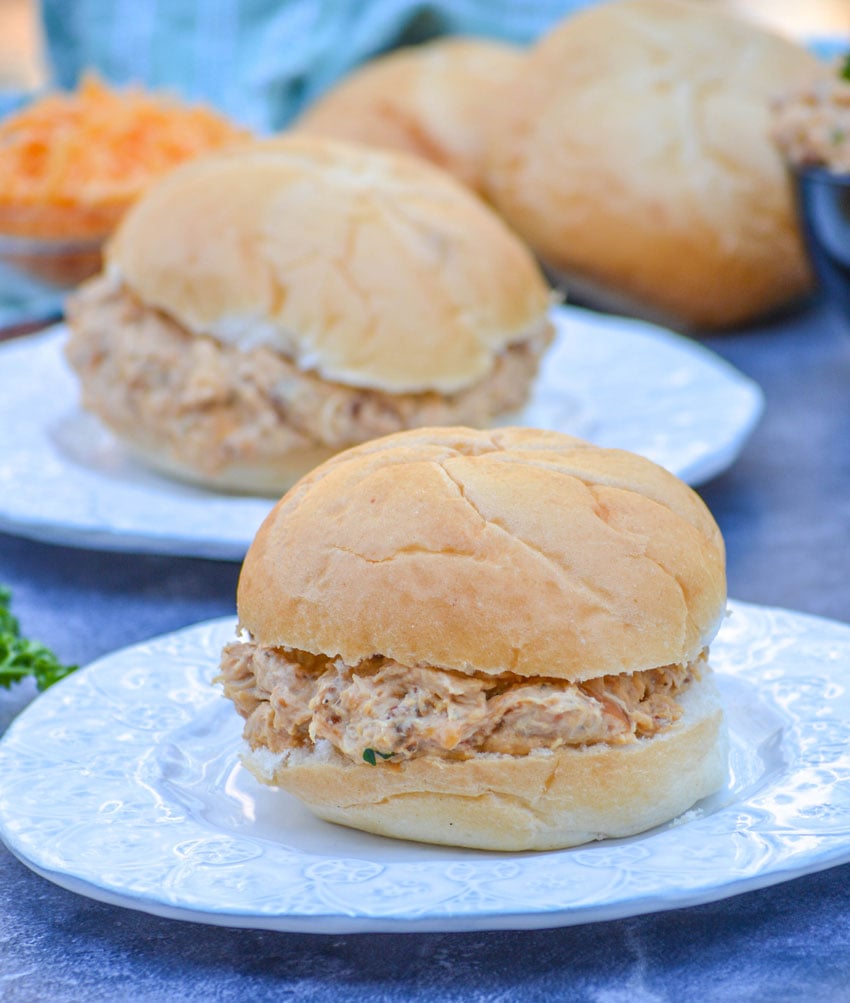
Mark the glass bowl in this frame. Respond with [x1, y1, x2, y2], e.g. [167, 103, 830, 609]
[0, 231, 105, 293]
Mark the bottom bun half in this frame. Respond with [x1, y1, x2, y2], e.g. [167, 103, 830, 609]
[240, 671, 728, 852]
[125, 440, 338, 495]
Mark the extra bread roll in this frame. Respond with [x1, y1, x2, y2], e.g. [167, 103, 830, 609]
[64, 136, 552, 494]
[219, 426, 729, 850]
[295, 37, 524, 194]
[485, 0, 823, 330]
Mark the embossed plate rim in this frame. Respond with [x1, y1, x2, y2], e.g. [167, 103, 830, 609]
[0, 599, 849, 933]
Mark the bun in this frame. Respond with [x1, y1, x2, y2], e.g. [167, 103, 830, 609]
[66, 137, 552, 494]
[295, 37, 524, 194]
[238, 426, 726, 681]
[106, 135, 549, 395]
[121, 440, 338, 497]
[242, 669, 726, 851]
[484, 0, 822, 330]
[223, 426, 729, 850]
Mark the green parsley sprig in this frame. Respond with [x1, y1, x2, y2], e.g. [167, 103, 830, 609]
[0, 586, 78, 691]
[362, 748, 394, 766]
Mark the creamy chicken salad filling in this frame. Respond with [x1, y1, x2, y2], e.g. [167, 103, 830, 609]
[218, 640, 706, 764]
[65, 276, 551, 478]
[772, 68, 850, 173]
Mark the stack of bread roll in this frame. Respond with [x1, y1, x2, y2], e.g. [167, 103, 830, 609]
[296, 0, 825, 331]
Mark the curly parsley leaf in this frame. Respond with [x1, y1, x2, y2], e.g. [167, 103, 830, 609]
[0, 586, 78, 692]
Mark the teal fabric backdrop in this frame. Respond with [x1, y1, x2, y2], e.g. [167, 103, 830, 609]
[40, 0, 594, 132]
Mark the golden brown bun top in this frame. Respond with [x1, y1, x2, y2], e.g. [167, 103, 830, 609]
[237, 426, 726, 681]
[105, 135, 550, 394]
[484, 0, 823, 330]
[295, 36, 524, 193]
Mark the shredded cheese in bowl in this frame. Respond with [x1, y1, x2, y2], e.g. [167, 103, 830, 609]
[0, 73, 250, 241]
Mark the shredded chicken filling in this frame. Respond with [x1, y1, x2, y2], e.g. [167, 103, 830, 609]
[218, 641, 705, 764]
[65, 276, 552, 476]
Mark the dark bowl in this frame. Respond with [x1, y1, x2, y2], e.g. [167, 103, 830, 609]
[792, 167, 850, 318]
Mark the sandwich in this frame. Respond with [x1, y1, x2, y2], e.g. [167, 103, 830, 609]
[484, 0, 823, 330]
[217, 425, 729, 851]
[64, 135, 553, 494]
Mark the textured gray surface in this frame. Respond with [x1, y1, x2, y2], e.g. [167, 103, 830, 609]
[1, 297, 849, 1000]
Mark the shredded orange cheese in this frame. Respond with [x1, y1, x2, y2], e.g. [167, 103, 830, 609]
[0, 74, 250, 238]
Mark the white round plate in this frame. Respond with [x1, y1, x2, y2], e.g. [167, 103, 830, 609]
[0, 600, 848, 934]
[0, 306, 763, 559]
